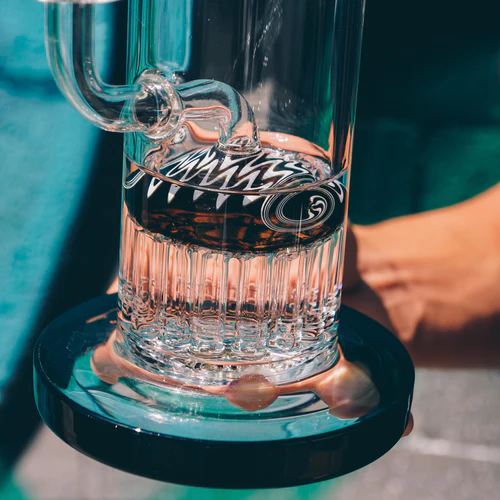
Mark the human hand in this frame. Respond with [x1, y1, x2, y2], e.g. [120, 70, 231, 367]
[342, 184, 500, 368]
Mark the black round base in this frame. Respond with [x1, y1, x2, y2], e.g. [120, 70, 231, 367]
[34, 294, 414, 489]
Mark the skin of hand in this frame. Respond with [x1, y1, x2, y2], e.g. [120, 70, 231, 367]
[343, 183, 500, 368]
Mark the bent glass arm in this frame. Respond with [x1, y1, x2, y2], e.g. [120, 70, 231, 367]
[40, 0, 260, 152]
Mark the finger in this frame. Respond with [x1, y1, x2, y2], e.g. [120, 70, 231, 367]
[402, 413, 414, 437]
[107, 277, 119, 294]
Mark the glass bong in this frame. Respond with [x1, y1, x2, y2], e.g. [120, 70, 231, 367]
[34, 0, 414, 488]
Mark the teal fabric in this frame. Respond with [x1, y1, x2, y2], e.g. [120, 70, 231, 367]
[0, 1, 112, 401]
[349, 0, 500, 224]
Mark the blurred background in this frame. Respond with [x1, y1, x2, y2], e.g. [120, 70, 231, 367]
[1, 0, 499, 499]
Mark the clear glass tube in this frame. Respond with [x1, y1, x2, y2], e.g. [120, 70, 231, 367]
[42, 0, 366, 388]
[43, 0, 261, 148]
[45, 2, 146, 132]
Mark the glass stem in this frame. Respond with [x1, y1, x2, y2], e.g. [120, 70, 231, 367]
[45, 2, 260, 150]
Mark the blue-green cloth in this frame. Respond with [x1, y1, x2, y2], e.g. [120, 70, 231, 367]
[0, 0, 111, 400]
[349, 0, 500, 222]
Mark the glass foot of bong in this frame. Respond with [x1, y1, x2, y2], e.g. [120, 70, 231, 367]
[34, 294, 414, 489]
